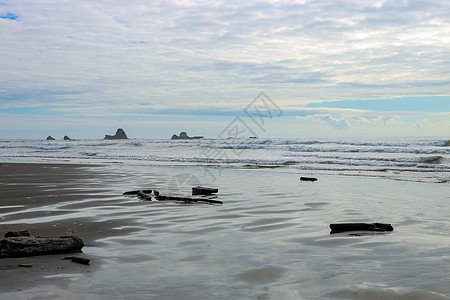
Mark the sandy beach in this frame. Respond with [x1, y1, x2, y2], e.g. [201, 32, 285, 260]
[0, 162, 449, 299]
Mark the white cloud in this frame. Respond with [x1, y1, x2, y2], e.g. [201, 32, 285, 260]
[1, 0, 449, 137]
[313, 114, 350, 130]
[415, 118, 432, 129]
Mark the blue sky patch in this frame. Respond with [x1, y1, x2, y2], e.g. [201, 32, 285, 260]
[0, 107, 60, 116]
[0, 12, 18, 20]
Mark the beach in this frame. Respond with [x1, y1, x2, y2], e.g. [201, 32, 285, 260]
[0, 162, 449, 299]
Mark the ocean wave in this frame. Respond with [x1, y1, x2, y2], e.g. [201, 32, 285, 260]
[37, 151, 445, 170]
[195, 138, 444, 147]
[41, 141, 115, 147]
[283, 153, 443, 164]
[1, 141, 116, 150]
[420, 156, 444, 164]
[287, 146, 450, 154]
[200, 144, 268, 150]
[127, 141, 144, 147]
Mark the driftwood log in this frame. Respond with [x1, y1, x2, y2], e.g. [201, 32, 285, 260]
[156, 195, 223, 205]
[192, 186, 218, 195]
[300, 177, 318, 182]
[330, 223, 394, 234]
[0, 236, 84, 258]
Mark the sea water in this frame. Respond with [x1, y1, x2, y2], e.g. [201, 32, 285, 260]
[0, 136, 449, 183]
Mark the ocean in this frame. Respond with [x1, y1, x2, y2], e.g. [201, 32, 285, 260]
[0, 137, 449, 299]
[1, 136, 449, 183]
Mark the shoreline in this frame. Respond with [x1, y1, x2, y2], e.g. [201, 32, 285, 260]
[2, 158, 448, 185]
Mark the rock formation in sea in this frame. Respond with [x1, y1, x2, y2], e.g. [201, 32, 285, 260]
[46, 135, 55, 140]
[179, 131, 189, 139]
[171, 131, 203, 140]
[63, 135, 72, 140]
[104, 128, 128, 140]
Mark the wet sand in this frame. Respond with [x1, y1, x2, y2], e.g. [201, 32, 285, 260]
[0, 162, 449, 299]
[0, 163, 137, 295]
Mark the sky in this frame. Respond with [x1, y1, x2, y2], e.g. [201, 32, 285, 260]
[0, 0, 449, 139]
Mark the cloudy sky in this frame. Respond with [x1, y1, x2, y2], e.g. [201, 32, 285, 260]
[1, 0, 449, 138]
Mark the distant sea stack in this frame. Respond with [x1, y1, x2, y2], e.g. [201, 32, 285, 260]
[171, 131, 203, 140]
[46, 135, 55, 140]
[104, 128, 128, 140]
[63, 135, 72, 140]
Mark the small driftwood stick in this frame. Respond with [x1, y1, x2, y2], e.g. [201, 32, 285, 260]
[0, 236, 84, 258]
[18, 264, 32, 268]
[330, 223, 394, 234]
[62, 256, 90, 265]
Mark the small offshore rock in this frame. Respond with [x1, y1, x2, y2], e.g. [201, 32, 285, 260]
[63, 135, 72, 140]
[171, 131, 203, 140]
[46, 135, 55, 140]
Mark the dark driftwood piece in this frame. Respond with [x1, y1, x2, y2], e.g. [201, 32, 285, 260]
[330, 223, 394, 234]
[137, 190, 152, 200]
[123, 189, 152, 196]
[300, 177, 318, 182]
[124, 189, 222, 204]
[156, 195, 223, 205]
[0, 236, 84, 258]
[192, 186, 218, 195]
